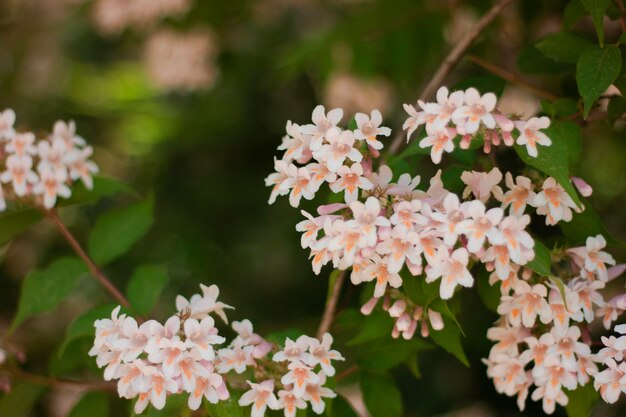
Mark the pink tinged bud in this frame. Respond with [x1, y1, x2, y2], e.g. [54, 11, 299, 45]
[382, 295, 391, 311]
[501, 131, 514, 146]
[396, 313, 412, 331]
[483, 138, 492, 154]
[361, 156, 373, 177]
[608, 264, 626, 281]
[403, 320, 418, 340]
[317, 203, 347, 215]
[388, 300, 407, 317]
[522, 268, 533, 281]
[391, 325, 401, 339]
[460, 134, 472, 149]
[428, 310, 444, 331]
[491, 130, 501, 146]
[485, 261, 495, 272]
[413, 306, 424, 321]
[420, 319, 430, 338]
[406, 260, 423, 276]
[360, 297, 379, 315]
[571, 176, 593, 197]
[494, 114, 514, 132]
[367, 146, 380, 158]
[253, 341, 273, 358]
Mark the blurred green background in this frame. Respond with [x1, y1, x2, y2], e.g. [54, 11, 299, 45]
[1, 0, 625, 416]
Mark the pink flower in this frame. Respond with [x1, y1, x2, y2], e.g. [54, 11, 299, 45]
[500, 173, 535, 217]
[281, 362, 319, 397]
[276, 388, 307, 417]
[329, 163, 373, 203]
[423, 86, 465, 130]
[1, 155, 38, 197]
[303, 372, 336, 414]
[307, 333, 344, 376]
[376, 225, 421, 273]
[354, 109, 391, 150]
[531, 177, 579, 225]
[33, 168, 71, 208]
[0, 109, 16, 140]
[457, 200, 503, 253]
[66, 146, 99, 190]
[239, 380, 280, 417]
[497, 281, 552, 328]
[515, 117, 551, 157]
[266, 158, 290, 204]
[284, 164, 318, 208]
[452, 88, 497, 134]
[461, 168, 503, 203]
[314, 128, 362, 172]
[419, 127, 456, 164]
[348, 197, 389, 247]
[300, 105, 343, 150]
[184, 317, 224, 361]
[5, 132, 37, 156]
[425, 246, 473, 299]
[567, 235, 615, 281]
[278, 121, 312, 163]
[175, 284, 233, 323]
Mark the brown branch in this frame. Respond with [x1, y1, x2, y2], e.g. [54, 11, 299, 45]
[44, 209, 133, 311]
[316, 271, 346, 339]
[9, 368, 116, 391]
[387, 0, 517, 156]
[465, 55, 558, 101]
[335, 364, 359, 382]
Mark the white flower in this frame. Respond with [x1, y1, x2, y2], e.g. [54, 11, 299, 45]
[0, 109, 16, 140]
[266, 158, 290, 205]
[281, 362, 319, 397]
[303, 372, 336, 414]
[239, 380, 280, 417]
[278, 121, 312, 163]
[5, 132, 37, 156]
[273, 335, 313, 364]
[175, 284, 234, 323]
[216, 342, 255, 374]
[389, 199, 427, 229]
[500, 173, 535, 217]
[461, 168, 503, 203]
[284, 164, 318, 208]
[187, 370, 225, 410]
[133, 368, 179, 413]
[314, 128, 363, 172]
[425, 246, 473, 299]
[307, 333, 344, 376]
[1, 154, 38, 197]
[329, 163, 373, 203]
[276, 388, 307, 417]
[65, 145, 99, 190]
[348, 197, 389, 247]
[419, 127, 456, 164]
[531, 177, 578, 225]
[359, 254, 402, 297]
[497, 281, 552, 328]
[37, 139, 68, 173]
[457, 200, 503, 253]
[423, 86, 465, 130]
[387, 173, 422, 199]
[567, 235, 616, 281]
[594, 358, 626, 404]
[300, 105, 343, 150]
[515, 117, 551, 157]
[51, 120, 86, 148]
[184, 317, 225, 361]
[376, 225, 421, 273]
[354, 109, 391, 150]
[452, 88, 497, 134]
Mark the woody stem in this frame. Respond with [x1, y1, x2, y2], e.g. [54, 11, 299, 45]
[317, 271, 346, 339]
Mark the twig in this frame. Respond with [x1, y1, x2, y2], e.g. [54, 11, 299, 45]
[44, 209, 133, 311]
[316, 271, 346, 339]
[465, 55, 558, 101]
[387, 0, 517, 156]
[9, 368, 116, 391]
[615, 0, 626, 32]
[336, 364, 359, 382]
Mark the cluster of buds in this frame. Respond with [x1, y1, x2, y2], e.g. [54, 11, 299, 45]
[0, 109, 98, 211]
[484, 234, 625, 414]
[90, 284, 343, 416]
[404, 86, 552, 160]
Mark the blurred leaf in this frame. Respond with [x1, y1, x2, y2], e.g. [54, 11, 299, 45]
[559, 199, 613, 245]
[541, 98, 579, 118]
[429, 316, 469, 366]
[0, 382, 46, 417]
[329, 395, 359, 417]
[127, 264, 169, 315]
[607, 96, 626, 127]
[0, 209, 42, 246]
[535, 32, 593, 64]
[514, 120, 582, 207]
[566, 383, 599, 417]
[205, 397, 244, 417]
[61, 176, 134, 206]
[68, 391, 109, 417]
[576, 45, 622, 118]
[453, 75, 506, 97]
[357, 338, 432, 370]
[564, 1, 588, 29]
[402, 275, 439, 307]
[59, 304, 118, 358]
[12, 257, 88, 331]
[517, 46, 571, 74]
[526, 239, 552, 277]
[581, 0, 611, 46]
[405, 354, 422, 379]
[441, 165, 468, 195]
[549, 275, 570, 310]
[88, 197, 154, 265]
[347, 310, 394, 345]
[266, 329, 306, 347]
[359, 371, 402, 417]
[476, 268, 500, 313]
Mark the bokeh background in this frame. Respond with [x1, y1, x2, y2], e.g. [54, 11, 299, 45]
[1, 0, 625, 416]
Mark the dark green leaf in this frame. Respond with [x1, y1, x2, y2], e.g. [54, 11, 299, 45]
[59, 304, 118, 358]
[566, 383, 599, 417]
[402, 274, 439, 307]
[517, 46, 571, 74]
[329, 395, 359, 417]
[12, 257, 89, 331]
[88, 197, 154, 265]
[535, 32, 593, 64]
[0, 382, 46, 417]
[359, 371, 402, 417]
[607, 96, 626, 127]
[581, 0, 611, 46]
[429, 316, 469, 366]
[559, 198, 613, 245]
[205, 397, 244, 417]
[61, 176, 135, 206]
[357, 338, 432, 370]
[68, 392, 109, 417]
[127, 264, 169, 315]
[0, 209, 42, 246]
[541, 98, 579, 118]
[476, 268, 501, 313]
[526, 240, 552, 277]
[576, 45, 622, 118]
[347, 310, 394, 345]
[564, 1, 588, 29]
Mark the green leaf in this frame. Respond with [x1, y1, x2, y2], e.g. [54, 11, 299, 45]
[541, 98, 579, 118]
[535, 32, 593, 64]
[607, 96, 626, 127]
[549, 275, 570, 310]
[526, 240, 552, 277]
[517, 45, 571, 74]
[0, 209, 42, 246]
[127, 264, 169, 315]
[205, 397, 244, 417]
[12, 257, 89, 331]
[559, 198, 609, 244]
[59, 304, 118, 358]
[61, 176, 135, 206]
[514, 120, 582, 208]
[453, 75, 506, 97]
[581, 0, 611, 46]
[68, 392, 109, 417]
[402, 274, 439, 307]
[347, 310, 394, 345]
[566, 383, 599, 417]
[330, 395, 359, 417]
[88, 197, 154, 265]
[429, 315, 469, 366]
[359, 371, 403, 417]
[0, 382, 46, 417]
[576, 45, 622, 118]
[357, 338, 432, 370]
[476, 268, 501, 313]
[564, 0, 588, 30]
[266, 329, 307, 347]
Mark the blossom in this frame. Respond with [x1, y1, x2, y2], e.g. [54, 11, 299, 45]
[301, 105, 343, 150]
[376, 225, 421, 273]
[567, 235, 616, 281]
[354, 109, 391, 150]
[500, 173, 535, 217]
[307, 333, 345, 376]
[279, 121, 312, 163]
[276, 389, 307, 417]
[1, 155, 38, 196]
[266, 158, 290, 204]
[184, 317, 225, 361]
[66, 146, 99, 190]
[303, 372, 336, 414]
[359, 254, 402, 297]
[423, 86, 465, 130]
[281, 362, 319, 397]
[515, 117, 552, 157]
[239, 380, 279, 417]
[284, 164, 318, 208]
[419, 127, 456, 164]
[348, 197, 389, 247]
[175, 284, 233, 323]
[187, 371, 226, 410]
[497, 281, 552, 328]
[329, 163, 373, 203]
[33, 168, 71, 209]
[457, 200, 503, 253]
[594, 358, 626, 404]
[0, 109, 16, 140]
[273, 335, 312, 364]
[460, 168, 503, 203]
[314, 128, 362, 172]
[425, 246, 473, 299]
[51, 120, 86, 148]
[531, 177, 578, 225]
[6, 132, 37, 156]
[452, 87, 497, 134]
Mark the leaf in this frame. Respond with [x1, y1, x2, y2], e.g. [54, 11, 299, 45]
[357, 338, 432, 370]
[565, 383, 599, 417]
[266, 329, 306, 347]
[541, 98, 579, 118]
[564, 0, 588, 30]
[0, 382, 46, 417]
[576, 45, 622, 118]
[330, 395, 359, 417]
[514, 120, 582, 208]
[581, 0, 611, 46]
[205, 397, 244, 417]
[429, 315, 469, 366]
[88, 197, 154, 265]
[61, 176, 135, 206]
[607, 96, 626, 127]
[453, 75, 506, 97]
[526, 239, 552, 277]
[347, 310, 394, 345]
[68, 392, 109, 417]
[429, 298, 465, 336]
[12, 257, 89, 331]
[517, 45, 571, 74]
[559, 198, 612, 244]
[359, 371, 403, 417]
[127, 264, 169, 315]
[59, 304, 118, 358]
[549, 275, 570, 310]
[0, 209, 42, 246]
[476, 268, 501, 313]
[535, 32, 593, 64]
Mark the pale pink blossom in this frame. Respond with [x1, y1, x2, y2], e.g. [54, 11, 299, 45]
[301, 105, 343, 150]
[277, 389, 307, 417]
[457, 200, 503, 253]
[307, 333, 344, 376]
[239, 380, 279, 417]
[5, 132, 37, 156]
[329, 163, 373, 203]
[33, 168, 71, 208]
[515, 117, 552, 157]
[452, 88, 497, 134]
[423, 86, 465, 129]
[500, 173, 535, 217]
[460, 168, 503, 203]
[419, 127, 456, 164]
[0, 109, 16, 140]
[531, 177, 579, 225]
[354, 109, 391, 150]
[303, 372, 336, 414]
[425, 246, 473, 299]
[66, 146, 99, 190]
[497, 281, 552, 328]
[376, 225, 421, 273]
[568, 235, 616, 281]
[1, 155, 38, 196]
[175, 284, 233, 323]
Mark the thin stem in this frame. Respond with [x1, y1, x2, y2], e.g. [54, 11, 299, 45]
[335, 364, 359, 382]
[44, 209, 133, 311]
[316, 271, 346, 339]
[465, 55, 558, 101]
[9, 368, 116, 391]
[387, 0, 517, 156]
[615, 0, 626, 32]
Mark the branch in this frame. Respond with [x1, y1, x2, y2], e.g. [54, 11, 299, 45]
[316, 271, 346, 339]
[465, 55, 558, 101]
[387, 0, 517, 156]
[9, 368, 115, 391]
[44, 209, 133, 311]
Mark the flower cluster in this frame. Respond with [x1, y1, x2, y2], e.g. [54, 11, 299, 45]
[90, 284, 343, 416]
[235, 334, 344, 417]
[403, 86, 552, 162]
[92, 0, 192, 36]
[595, 325, 626, 404]
[484, 234, 623, 414]
[0, 109, 98, 211]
